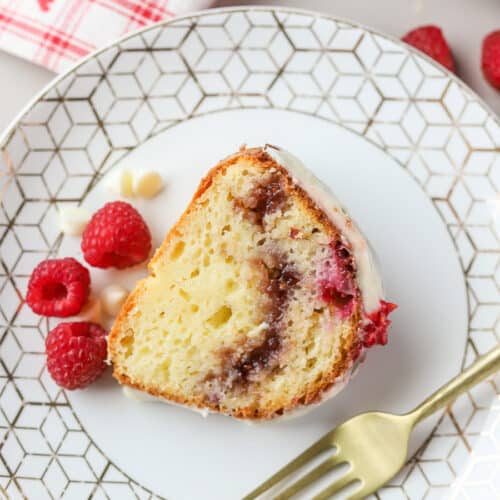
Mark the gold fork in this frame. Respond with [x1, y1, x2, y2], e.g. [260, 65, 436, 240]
[244, 344, 500, 500]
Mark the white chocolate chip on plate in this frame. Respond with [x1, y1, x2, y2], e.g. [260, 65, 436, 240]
[101, 284, 129, 317]
[59, 206, 91, 236]
[75, 296, 102, 324]
[105, 169, 134, 198]
[133, 170, 164, 199]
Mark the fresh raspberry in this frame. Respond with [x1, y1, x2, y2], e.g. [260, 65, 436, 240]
[402, 25, 455, 72]
[351, 301, 397, 361]
[360, 300, 398, 348]
[482, 31, 500, 89]
[26, 258, 90, 317]
[81, 201, 152, 269]
[46, 322, 107, 390]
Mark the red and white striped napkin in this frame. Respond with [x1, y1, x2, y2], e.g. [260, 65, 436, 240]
[0, 0, 214, 72]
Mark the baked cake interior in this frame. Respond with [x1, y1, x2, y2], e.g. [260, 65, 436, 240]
[110, 152, 366, 419]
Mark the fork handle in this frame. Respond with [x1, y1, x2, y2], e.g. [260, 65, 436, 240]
[408, 344, 500, 425]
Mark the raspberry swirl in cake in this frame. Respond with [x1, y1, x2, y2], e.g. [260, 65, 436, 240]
[109, 146, 396, 420]
[265, 145, 396, 356]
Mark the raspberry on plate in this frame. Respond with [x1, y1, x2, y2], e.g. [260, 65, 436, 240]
[26, 258, 90, 317]
[482, 30, 500, 89]
[81, 201, 152, 269]
[402, 25, 455, 73]
[46, 322, 107, 390]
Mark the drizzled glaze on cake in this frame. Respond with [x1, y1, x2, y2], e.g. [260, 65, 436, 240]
[265, 146, 396, 355]
[264, 145, 384, 314]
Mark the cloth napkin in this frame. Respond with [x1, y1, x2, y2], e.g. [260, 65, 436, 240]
[0, 0, 213, 72]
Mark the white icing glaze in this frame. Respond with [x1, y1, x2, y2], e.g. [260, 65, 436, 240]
[122, 387, 211, 418]
[271, 374, 350, 422]
[264, 145, 384, 314]
[121, 375, 349, 423]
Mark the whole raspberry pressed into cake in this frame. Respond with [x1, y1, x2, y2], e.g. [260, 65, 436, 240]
[108, 146, 396, 420]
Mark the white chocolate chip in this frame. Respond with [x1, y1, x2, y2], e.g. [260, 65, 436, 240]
[59, 206, 91, 236]
[101, 284, 129, 317]
[106, 168, 164, 200]
[133, 170, 164, 199]
[105, 169, 134, 198]
[76, 296, 102, 323]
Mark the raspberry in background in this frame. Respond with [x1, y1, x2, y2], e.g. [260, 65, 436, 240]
[402, 25, 455, 73]
[46, 322, 107, 390]
[482, 30, 500, 89]
[82, 201, 152, 269]
[26, 258, 90, 317]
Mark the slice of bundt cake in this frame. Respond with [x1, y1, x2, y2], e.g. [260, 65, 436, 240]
[108, 145, 396, 420]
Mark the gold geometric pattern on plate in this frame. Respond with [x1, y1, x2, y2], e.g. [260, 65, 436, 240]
[0, 8, 498, 499]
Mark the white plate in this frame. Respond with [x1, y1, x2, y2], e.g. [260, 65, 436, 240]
[0, 7, 499, 500]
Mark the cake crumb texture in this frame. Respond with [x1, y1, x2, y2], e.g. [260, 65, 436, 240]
[109, 149, 362, 420]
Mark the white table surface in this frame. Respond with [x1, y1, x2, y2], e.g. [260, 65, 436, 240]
[0, 0, 499, 134]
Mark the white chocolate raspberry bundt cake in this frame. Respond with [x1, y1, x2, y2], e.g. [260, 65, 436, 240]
[108, 145, 396, 420]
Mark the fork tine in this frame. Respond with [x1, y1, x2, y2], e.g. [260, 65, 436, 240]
[274, 454, 346, 500]
[242, 432, 333, 500]
[312, 472, 360, 500]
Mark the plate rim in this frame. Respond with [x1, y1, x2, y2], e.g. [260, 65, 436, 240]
[1, 4, 499, 149]
[0, 6, 498, 499]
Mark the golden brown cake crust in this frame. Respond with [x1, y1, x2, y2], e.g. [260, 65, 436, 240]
[108, 147, 360, 420]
